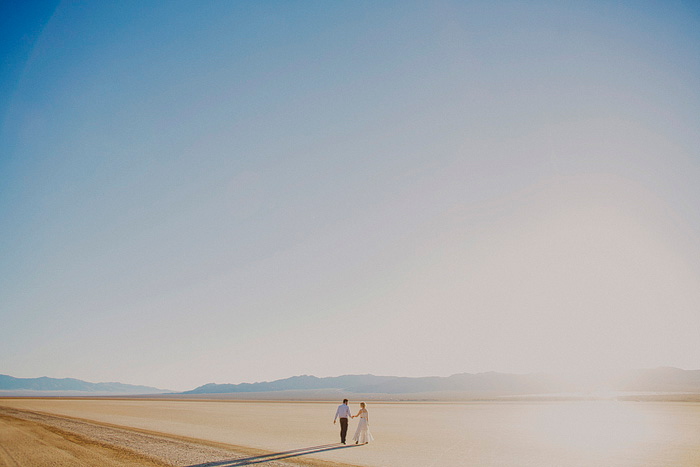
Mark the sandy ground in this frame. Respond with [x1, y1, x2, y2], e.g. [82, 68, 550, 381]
[3, 398, 700, 466]
[0, 399, 377, 466]
[0, 411, 165, 467]
[0, 406, 358, 467]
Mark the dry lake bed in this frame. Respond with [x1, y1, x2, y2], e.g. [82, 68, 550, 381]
[1, 398, 700, 466]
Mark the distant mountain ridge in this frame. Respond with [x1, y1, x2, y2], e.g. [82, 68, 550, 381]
[0, 374, 169, 395]
[183, 372, 560, 395]
[4, 367, 699, 398]
[186, 375, 399, 394]
[184, 367, 700, 396]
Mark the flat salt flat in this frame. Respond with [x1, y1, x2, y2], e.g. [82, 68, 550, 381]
[1, 399, 700, 467]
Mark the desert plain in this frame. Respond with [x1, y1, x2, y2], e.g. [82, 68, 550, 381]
[2, 398, 700, 466]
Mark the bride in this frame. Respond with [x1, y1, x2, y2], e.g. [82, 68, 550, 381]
[351, 402, 374, 444]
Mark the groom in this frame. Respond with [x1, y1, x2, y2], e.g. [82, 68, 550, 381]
[333, 399, 352, 444]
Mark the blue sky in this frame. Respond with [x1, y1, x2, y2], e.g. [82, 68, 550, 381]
[1, 1, 699, 391]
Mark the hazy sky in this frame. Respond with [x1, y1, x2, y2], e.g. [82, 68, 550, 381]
[1, 1, 699, 391]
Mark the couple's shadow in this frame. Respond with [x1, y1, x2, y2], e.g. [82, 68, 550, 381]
[186, 442, 361, 466]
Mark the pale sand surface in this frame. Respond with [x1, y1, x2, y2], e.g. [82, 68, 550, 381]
[2, 399, 700, 466]
[0, 411, 166, 467]
[0, 406, 356, 467]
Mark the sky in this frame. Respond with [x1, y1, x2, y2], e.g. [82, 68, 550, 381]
[1, 1, 699, 392]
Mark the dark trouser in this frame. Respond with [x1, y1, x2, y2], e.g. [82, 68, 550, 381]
[340, 417, 348, 443]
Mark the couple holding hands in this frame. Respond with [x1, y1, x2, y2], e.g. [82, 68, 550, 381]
[333, 399, 374, 445]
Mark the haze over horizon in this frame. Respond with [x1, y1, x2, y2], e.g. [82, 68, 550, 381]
[1, 1, 699, 392]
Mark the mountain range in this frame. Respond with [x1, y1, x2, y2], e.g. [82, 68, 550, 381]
[184, 367, 700, 396]
[0, 374, 170, 395]
[3, 367, 700, 398]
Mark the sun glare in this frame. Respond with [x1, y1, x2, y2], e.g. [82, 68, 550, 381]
[531, 402, 656, 458]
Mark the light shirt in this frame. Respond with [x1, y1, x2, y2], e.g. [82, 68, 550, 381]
[335, 403, 352, 420]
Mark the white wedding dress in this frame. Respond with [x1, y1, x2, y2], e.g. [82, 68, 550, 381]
[352, 410, 374, 444]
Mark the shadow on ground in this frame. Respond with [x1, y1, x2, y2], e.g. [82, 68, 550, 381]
[186, 443, 361, 466]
